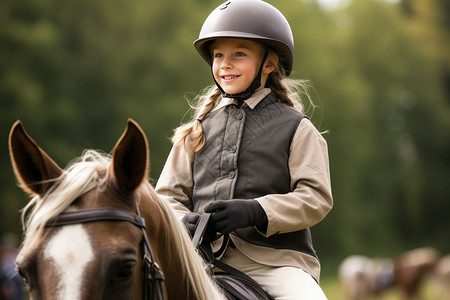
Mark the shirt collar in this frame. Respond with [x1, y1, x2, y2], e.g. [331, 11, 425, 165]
[214, 88, 272, 111]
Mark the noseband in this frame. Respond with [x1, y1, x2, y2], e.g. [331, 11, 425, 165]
[46, 206, 165, 300]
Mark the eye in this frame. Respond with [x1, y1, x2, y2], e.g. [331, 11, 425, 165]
[236, 52, 246, 57]
[113, 262, 136, 281]
[16, 266, 29, 285]
[214, 53, 223, 58]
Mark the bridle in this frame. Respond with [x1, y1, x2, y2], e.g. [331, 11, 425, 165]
[46, 206, 165, 300]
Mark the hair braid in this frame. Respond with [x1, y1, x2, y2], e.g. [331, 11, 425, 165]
[171, 86, 221, 152]
[266, 64, 313, 114]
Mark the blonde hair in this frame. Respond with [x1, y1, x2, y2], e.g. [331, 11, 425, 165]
[172, 52, 314, 152]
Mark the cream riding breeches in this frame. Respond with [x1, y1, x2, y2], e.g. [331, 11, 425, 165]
[218, 246, 328, 300]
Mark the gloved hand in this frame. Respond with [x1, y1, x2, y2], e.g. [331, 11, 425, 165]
[181, 212, 218, 243]
[204, 199, 266, 234]
[181, 212, 201, 237]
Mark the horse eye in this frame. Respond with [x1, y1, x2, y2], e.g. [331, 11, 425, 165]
[114, 262, 136, 281]
[16, 266, 28, 284]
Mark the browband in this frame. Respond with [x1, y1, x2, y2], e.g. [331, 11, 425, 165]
[46, 208, 146, 228]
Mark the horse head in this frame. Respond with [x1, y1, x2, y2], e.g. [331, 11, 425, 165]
[9, 119, 224, 300]
[9, 119, 153, 299]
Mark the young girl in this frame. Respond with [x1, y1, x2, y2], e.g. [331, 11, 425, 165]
[156, 0, 333, 298]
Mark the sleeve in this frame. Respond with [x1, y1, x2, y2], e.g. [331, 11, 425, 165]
[255, 118, 333, 237]
[155, 137, 195, 220]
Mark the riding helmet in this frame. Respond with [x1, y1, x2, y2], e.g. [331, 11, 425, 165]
[194, 0, 295, 76]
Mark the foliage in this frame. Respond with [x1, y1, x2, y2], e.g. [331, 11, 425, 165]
[1, 0, 449, 266]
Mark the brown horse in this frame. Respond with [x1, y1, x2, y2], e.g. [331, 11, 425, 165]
[9, 119, 225, 300]
[338, 247, 439, 300]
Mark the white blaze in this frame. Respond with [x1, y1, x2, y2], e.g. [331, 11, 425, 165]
[45, 224, 94, 300]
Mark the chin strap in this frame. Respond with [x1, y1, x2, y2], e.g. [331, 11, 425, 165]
[211, 49, 269, 102]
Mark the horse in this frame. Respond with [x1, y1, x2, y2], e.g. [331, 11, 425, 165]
[338, 247, 439, 300]
[9, 119, 225, 300]
[432, 254, 450, 300]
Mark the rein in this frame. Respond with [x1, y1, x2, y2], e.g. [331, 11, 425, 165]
[46, 206, 165, 300]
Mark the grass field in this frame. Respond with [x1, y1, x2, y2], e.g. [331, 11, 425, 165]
[320, 276, 444, 300]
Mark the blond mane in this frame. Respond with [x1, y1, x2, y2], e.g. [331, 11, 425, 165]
[142, 184, 224, 299]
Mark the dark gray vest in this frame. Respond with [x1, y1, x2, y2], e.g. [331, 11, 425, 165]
[192, 93, 316, 257]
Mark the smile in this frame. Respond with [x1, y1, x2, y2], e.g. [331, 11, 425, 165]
[221, 75, 240, 81]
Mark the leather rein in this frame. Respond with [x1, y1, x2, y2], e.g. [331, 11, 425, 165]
[45, 206, 165, 300]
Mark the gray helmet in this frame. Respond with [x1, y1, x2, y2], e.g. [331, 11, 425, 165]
[194, 0, 295, 75]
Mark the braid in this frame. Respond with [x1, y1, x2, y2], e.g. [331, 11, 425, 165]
[267, 70, 295, 107]
[266, 63, 313, 113]
[172, 86, 221, 152]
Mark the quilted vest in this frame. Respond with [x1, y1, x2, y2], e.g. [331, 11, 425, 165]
[192, 93, 316, 257]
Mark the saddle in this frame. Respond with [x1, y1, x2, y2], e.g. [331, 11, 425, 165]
[192, 213, 275, 300]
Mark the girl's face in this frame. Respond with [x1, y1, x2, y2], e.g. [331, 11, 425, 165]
[212, 38, 274, 95]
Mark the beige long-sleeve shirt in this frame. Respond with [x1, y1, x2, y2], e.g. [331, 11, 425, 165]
[155, 89, 333, 282]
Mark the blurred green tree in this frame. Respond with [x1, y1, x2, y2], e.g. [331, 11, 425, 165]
[0, 0, 448, 265]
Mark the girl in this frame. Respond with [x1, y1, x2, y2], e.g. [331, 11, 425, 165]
[156, 0, 333, 298]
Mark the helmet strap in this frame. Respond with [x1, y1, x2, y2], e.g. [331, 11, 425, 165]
[211, 49, 269, 102]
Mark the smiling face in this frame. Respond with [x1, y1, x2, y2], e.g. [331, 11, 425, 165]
[212, 38, 275, 95]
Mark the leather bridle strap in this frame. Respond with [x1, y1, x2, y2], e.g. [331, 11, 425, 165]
[47, 208, 146, 228]
[46, 207, 165, 300]
[192, 212, 211, 249]
[136, 205, 165, 300]
[192, 213, 229, 260]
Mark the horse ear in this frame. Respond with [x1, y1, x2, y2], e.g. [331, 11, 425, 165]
[9, 121, 63, 196]
[111, 119, 149, 195]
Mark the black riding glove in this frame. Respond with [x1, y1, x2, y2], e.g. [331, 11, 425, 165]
[204, 199, 266, 235]
[181, 212, 201, 237]
[181, 212, 217, 243]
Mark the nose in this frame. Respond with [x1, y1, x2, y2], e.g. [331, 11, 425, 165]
[220, 56, 233, 70]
